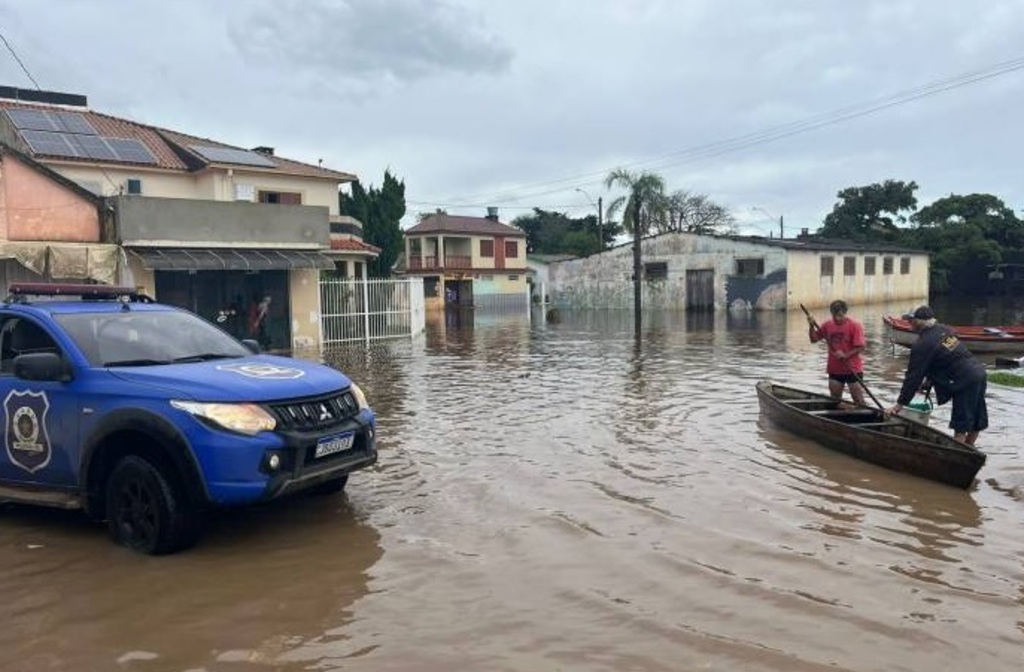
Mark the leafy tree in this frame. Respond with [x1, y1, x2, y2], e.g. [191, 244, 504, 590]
[820, 180, 918, 241]
[339, 170, 406, 277]
[511, 208, 613, 256]
[659, 189, 735, 235]
[604, 169, 667, 238]
[913, 193, 1024, 249]
[908, 193, 1021, 293]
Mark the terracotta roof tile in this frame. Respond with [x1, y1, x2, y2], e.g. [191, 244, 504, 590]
[0, 100, 355, 180]
[405, 214, 525, 237]
[330, 238, 380, 254]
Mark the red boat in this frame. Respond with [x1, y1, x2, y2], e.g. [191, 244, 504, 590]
[883, 315, 1024, 353]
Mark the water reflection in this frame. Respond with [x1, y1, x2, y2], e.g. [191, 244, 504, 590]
[4, 300, 1022, 672]
[0, 497, 381, 671]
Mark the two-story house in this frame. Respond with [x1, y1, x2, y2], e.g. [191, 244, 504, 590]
[401, 209, 528, 310]
[0, 85, 378, 351]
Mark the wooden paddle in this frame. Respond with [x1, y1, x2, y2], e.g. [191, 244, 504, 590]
[799, 303, 884, 410]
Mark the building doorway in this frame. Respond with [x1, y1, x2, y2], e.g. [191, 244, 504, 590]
[154, 270, 291, 349]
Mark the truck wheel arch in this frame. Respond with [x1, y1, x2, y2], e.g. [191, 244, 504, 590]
[80, 409, 209, 519]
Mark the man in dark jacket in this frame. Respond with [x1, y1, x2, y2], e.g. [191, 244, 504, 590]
[886, 305, 988, 445]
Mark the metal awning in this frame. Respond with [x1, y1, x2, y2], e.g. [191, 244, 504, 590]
[128, 248, 336, 271]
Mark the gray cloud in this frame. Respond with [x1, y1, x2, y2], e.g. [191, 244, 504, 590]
[228, 0, 513, 84]
[1, 0, 1023, 231]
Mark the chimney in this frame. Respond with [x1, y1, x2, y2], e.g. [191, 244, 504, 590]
[486, 206, 499, 221]
[252, 146, 275, 156]
[0, 85, 87, 107]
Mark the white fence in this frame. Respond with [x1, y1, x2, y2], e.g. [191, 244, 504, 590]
[320, 277, 425, 346]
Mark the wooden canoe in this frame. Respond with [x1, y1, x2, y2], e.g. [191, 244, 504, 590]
[883, 315, 1024, 353]
[756, 380, 986, 489]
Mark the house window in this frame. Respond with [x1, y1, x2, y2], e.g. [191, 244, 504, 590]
[482, 274, 493, 281]
[735, 258, 764, 278]
[644, 261, 668, 281]
[355, 261, 363, 277]
[843, 256, 856, 276]
[900, 257, 911, 274]
[883, 257, 894, 275]
[508, 275, 519, 281]
[504, 240, 518, 258]
[480, 240, 494, 258]
[864, 256, 876, 276]
[257, 190, 302, 205]
[820, 256, 834, 277]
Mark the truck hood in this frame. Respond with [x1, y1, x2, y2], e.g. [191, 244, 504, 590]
[106, 354, 353, 402]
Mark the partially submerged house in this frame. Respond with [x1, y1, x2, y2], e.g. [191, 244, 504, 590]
[398, 209, 529, 310]
[547, 231, 929, 311]
[0, 85, 378, 350]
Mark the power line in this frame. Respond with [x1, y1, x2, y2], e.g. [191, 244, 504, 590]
[427, 53, 1024, 208]
[0, 29, 41, 89]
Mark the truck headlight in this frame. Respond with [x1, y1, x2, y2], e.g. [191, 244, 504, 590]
[350, 383, 370, 410]
[171, 400, 277, 436]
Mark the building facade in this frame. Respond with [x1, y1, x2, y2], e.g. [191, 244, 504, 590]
[399, 210, 529, 310]
[548, 231, 930, 312]
[0, 85, 378, 351]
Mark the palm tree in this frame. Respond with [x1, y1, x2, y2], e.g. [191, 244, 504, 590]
[603, 168, 667, 240]
[604, 168, 666, 337]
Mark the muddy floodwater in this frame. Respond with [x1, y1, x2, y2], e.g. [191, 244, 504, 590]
[1, 305, 1022, 672]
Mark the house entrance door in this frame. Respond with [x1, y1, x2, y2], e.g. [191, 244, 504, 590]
[686, 269, 715, 311]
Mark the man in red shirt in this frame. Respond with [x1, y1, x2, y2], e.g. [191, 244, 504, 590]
[807, 299, 867, 404]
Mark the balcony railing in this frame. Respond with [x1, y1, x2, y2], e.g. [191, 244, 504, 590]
[408, 255, 473, 270]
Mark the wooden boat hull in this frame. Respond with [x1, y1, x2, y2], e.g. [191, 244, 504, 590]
[883, 315, 1024, 353]
[756, 380, 985, 489]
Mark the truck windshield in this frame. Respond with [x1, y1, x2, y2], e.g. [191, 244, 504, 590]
[55, 309, 252, 367]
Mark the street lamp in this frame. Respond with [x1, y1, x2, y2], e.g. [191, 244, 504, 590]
[575, 187, 604, 251]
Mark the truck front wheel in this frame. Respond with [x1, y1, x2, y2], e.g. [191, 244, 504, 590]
[106, 455, 201, 555]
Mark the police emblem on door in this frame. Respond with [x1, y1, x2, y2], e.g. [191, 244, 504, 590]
[4, 390, 52, 474]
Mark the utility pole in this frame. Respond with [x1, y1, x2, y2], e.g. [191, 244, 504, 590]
[779, 215, 784, 239]
[632, 196, 642, 339]
[598, 196, 603, 250]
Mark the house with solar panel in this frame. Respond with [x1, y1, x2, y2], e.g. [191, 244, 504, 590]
[397, 208, 529, 310]
[0, 85, 379, 351]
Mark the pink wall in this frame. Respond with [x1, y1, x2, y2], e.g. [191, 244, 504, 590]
[0, 155, 100, 242]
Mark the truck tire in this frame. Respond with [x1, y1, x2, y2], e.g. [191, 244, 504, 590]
[106, 455, 201, 555]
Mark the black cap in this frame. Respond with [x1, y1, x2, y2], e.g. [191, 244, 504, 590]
[912, 305, 935, 320]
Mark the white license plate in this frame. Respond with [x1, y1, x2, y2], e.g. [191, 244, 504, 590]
[314, 432, 355, 459]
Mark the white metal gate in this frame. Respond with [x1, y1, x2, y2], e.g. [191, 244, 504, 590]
[320, 277, 425, 345]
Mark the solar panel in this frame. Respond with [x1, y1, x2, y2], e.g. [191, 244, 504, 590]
[72, 135, 119, 161]
[105, 137, 157, 164]
[5, 108, 97, 135]
[189, 145, 276, 168]
[6, 108, 60, 131]
[51, 111, 96, 135]
[20, 130, 82, 158]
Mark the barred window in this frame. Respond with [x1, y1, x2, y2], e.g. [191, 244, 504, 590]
[820, 256, 834, 277]
[735, 258, 764, 277]
[900, 257, 910, 274]
[843, 256, 856, 276]
[644, 261, 668, 281]
[883, 257, 894, 275]
[864, 257, 876, 276]
[480, 240, 494, 257]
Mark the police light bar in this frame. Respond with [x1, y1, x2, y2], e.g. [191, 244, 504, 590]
[7, 283, 143, 298]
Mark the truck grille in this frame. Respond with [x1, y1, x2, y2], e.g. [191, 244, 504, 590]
[268, 390, 360, 431]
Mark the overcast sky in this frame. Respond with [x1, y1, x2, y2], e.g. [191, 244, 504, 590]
[3, 0, 1024, 234]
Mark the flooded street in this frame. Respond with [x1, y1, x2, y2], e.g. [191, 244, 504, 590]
[2, 305, 1022, 672]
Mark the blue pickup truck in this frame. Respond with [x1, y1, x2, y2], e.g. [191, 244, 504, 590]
[0, 283, 377, 554]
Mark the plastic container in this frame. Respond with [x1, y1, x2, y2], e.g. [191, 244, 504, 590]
[900, 397, 933, 424]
